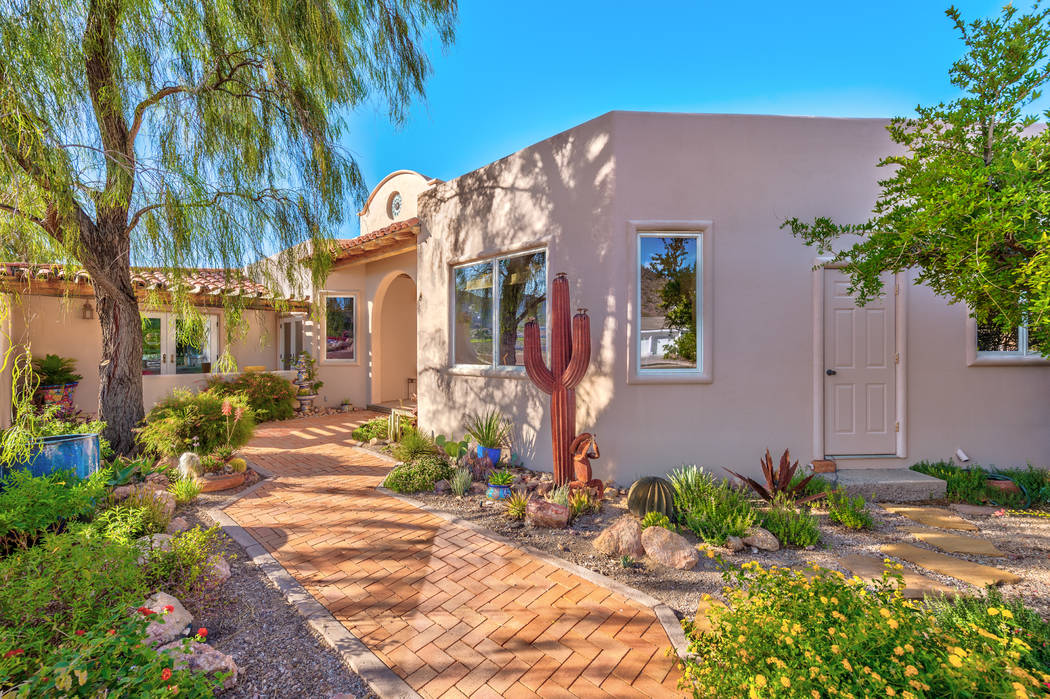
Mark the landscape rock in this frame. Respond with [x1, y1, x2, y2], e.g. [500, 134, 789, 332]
[368, 437, 380, 446]
[724, 536, 745, 552]
[949, 503, 1001, 517]
[526, 500, 570, 528]
[641, 526, 700, 570]
[140, 592, 192, 647]
[159, 640, 239, 690]
[144, 472, 170, 491]
[470, 482, 486, 495]
[206, 555, 232, 585]
[535, 481, 553, 497]
[178, 452, 202, 479]
[166, 517, 190, 534]
[136, 488, 176, 519]
[135, 533, 173, 565]
[433, 479, 450, 494]
[110, 485, 134, 501]
[593, 516, 645, 558]
[742, 527, 780, 552]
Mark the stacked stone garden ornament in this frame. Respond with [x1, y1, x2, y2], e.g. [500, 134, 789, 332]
[292, 354, 316, 413]
[523, 273, 592, 486]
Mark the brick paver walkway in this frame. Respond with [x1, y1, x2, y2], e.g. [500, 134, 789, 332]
[225, 413, 682, 698]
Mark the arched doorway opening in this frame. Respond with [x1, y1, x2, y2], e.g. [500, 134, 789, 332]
[371, 273, 417, 408]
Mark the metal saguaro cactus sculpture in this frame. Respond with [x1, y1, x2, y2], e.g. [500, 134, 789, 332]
[523, 273, 591, 485]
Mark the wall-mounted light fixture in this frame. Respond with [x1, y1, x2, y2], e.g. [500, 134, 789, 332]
[81, 301, 94, 320]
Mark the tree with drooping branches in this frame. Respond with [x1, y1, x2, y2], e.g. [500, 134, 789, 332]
[0, 0, 457, 453]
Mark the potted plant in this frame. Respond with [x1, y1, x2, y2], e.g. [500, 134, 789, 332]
[486, 468, 515, 500]
[465, 409, 510, 465]
[340, 398, 353, 413]
[31, 354, 83, 410]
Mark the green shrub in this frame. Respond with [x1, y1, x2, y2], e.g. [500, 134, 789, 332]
[352, 417, 388, 441]
[760, 498, 821, 547]
[0, 469, 106, 553]
[640, 511, 675, 530]
[1, 610, 220, 696]
[930, 586, 1050, 677]
[0, 531, 145, 669]
[207, 371, 297, 421]
[568, 488, 600, 520]
[93, 505, 158, 544]
[825, 488, 874, 529]
[145, 526, 228, 615]
[449, 468, 472, 496]
[681, 562, 1048, 698]
[544, 484, 570, 507]
[672, 469, 756, 545]
[381, 456, 452, 493]
[138, 388, 255, 457]
[505, 491, 530, 520]
[911, 461, 988, 503]
[393, 429, 436, 462]
[990, 466, 1050, 507]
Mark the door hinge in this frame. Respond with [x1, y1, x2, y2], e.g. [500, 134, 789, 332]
[895, 352, 900, 364]
[895, 421, 900, 433]
[895, 283, 900, 296]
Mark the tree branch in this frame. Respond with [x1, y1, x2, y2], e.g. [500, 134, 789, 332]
[0, 202, 47, 233]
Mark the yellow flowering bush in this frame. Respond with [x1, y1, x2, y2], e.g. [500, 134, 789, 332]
[680, 562, 1049, 698]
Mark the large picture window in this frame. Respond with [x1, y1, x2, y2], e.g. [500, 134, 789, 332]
[638, 233, 700, 372]
[453, 249, 546, 367]
[324, 296, 356, 361]
[141, 313, 218, 375]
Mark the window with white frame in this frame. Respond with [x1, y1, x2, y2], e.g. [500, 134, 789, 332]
[324, 296, 356, 361]
[453, 249, 547, 367]
[638, 232, 701, 372]
[141, 313, 219, 375]
[976, 322, 1043, 357]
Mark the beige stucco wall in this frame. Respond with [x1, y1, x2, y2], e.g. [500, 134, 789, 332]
[6, 294, 282, 415]
[418, 111, 1050, 484]
[358, 170, 432, 235]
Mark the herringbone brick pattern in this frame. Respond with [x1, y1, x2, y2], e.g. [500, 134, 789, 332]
[225, 413, 682, 698]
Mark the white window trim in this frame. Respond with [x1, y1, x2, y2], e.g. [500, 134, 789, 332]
[141, 311, 220, 377]
[966, 315, 1050, 366]
[320, 291, 360, 365]
[449, 247, 548, 372]
[627, 220, 713, 384]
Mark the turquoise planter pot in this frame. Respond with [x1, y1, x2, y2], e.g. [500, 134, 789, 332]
[7, 433, 101, 480]
[486, 483, 512, 500]
[477, 445, 502, 464]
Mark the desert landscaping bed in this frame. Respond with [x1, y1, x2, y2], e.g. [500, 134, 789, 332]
[404, 466, 1050, 621]
[179, 471, 374, 699]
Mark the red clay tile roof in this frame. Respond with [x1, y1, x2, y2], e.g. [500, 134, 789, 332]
[1, 262, 287, 299]
[334, 217, 419, 261]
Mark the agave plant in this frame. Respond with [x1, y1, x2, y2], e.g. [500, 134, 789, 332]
[726, 449, 826, 504]
[504, 491, 530, 520]
[464, 409, 511, 449]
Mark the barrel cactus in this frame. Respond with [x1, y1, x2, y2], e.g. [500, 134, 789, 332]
[627, 477, 675, 519]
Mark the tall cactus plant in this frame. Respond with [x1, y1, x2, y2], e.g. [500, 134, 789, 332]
[524, 273, 591, 485]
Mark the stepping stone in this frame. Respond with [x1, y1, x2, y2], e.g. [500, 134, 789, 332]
[836, 554, 956, 599]
[694, 597, 727, 634]
[899, 526, 1005, 557]
[880, 504, 978, 531]
[881, 543, 1021, 587]
[950, 503, 1001, 517]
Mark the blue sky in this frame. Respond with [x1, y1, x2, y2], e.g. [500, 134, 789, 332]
[342, 0, 1026, 231]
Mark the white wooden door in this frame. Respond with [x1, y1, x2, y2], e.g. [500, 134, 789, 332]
[279, 317, 304, 370]
[824, 269, 896, 455]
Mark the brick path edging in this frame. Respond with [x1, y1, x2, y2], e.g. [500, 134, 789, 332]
[208, 507, 421, 699]
[375, 487, 692, 659]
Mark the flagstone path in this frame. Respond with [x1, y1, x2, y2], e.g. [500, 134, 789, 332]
[224, 413, 682, 699]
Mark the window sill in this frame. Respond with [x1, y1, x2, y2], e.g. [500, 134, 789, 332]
[445, 365, 529, 380]
[320, 359, 361, 367]
[968, 354, 1050, 367]
[627, 370, 712, 385]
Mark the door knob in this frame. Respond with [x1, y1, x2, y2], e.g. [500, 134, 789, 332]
[826, 369, 837, 376]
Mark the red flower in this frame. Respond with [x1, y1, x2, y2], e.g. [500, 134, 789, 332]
[197, 627, 208, 638]
[161, 668, 172, 681]
[163, 605, 174, 613]
[3, 649, 23, 659]
[221, 400, 232, 416]
[74, 630, 85, 636]
[168, 686, 179, 695]
[137, 606, 155, 616]
[107, 629, 116, 635]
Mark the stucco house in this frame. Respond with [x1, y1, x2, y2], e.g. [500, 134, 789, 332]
[3, 112, 1048, 485]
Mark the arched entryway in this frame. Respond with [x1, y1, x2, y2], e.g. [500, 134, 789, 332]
[371, 272, 417, 408]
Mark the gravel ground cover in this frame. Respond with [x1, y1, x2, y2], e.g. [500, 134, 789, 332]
[407, 476, 1050, 621]
[178, 472, 374, 699]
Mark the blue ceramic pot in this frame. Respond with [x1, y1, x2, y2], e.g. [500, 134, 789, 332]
[476, 445, 502, 464]
[486, 483, 512, 500]
[12, 433, 100, 480]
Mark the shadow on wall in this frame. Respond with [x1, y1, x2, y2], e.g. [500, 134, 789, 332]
[417, 114, 624, 478]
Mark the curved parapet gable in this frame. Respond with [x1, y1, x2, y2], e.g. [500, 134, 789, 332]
[357, 170, 439, 237]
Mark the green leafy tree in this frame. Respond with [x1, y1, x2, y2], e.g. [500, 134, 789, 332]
[784, 4, 1050, 355]
[0, 0, 456, 453]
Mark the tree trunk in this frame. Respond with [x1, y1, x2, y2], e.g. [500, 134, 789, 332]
[82, 224, 144, 456]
